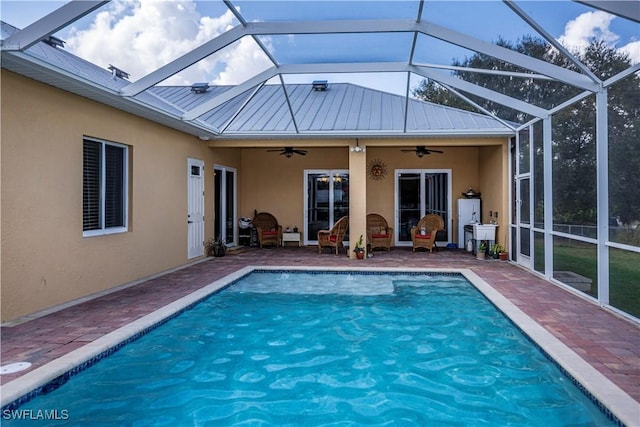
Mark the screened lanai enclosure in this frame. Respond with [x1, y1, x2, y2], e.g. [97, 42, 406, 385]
[1, 0, 639, 321]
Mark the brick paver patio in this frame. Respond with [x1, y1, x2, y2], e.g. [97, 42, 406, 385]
[1, 246, 639, 405]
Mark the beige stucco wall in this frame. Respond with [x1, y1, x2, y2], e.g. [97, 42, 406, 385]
[1, 70, 511, 321]
[1, 71, 215, 321]
[234, 146, 350, 231]
[478, 144, 510, 247]
[228, 139, 508, 249]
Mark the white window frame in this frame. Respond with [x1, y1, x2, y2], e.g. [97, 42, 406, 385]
[83, 137, 129, 237]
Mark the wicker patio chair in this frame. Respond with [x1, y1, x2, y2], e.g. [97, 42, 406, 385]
[317, 216, 349, 255]
[252, 212, 283, 248]
[410, 214, 444, 253]
[366, 213, 393, 251]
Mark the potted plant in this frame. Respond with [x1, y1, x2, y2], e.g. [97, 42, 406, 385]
[491, 244, 504, 259]
[476, 241, 487, 260]
[353, 235, 365, 260]
[498, 246, 509, 261]
[205, 236, 226, 257]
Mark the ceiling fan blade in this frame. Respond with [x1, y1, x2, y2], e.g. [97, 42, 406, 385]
[426, 148, 444, 154]
[265, 147, 307, 157]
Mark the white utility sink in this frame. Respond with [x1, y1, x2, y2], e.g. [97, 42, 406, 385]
[472, 224, 497, 240]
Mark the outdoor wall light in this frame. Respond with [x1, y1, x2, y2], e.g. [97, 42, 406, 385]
[350, 139, 366, 153]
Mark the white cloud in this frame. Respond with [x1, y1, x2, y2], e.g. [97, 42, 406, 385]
[558, 10, 638, 64]
[65, 0, 272, 84]
[558, 11, 618, 51]
[619, 40, 640, 65]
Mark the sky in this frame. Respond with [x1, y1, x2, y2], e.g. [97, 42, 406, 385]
[1, 0, 638, 95]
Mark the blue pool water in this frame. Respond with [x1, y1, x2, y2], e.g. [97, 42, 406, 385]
[4, 271, 616, 426]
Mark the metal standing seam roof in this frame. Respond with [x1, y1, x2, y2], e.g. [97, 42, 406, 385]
[1, 19, 513, 139]
[1, 1, 638, 141]
[149, 84, 512, 136]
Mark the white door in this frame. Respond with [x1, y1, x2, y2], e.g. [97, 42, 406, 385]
[187, 158, 205, 259]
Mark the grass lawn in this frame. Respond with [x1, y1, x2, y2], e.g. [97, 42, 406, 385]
[551, 241, 639, 318]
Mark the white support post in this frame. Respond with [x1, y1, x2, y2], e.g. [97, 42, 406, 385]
[543, 116, 553, 279]
[596, 89, 609, 305]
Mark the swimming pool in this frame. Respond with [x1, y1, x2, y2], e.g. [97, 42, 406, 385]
[1, 268, 634, 425]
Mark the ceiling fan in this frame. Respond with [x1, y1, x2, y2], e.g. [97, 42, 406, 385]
[401, 146, 444, 158]
[267, 147, 308, 158]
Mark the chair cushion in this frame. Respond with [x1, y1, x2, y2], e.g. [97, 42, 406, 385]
[329, 235, 337, 242]
[372, 233, 389, 238]
[262, 230, 278, 236]
[414, 233, 432, 239]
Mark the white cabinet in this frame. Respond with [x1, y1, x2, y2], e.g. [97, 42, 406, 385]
[457, 198, 481, 247]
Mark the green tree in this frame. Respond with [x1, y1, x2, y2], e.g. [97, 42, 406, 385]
[414, 38, 639, 237]
[412, 36, 582, 123]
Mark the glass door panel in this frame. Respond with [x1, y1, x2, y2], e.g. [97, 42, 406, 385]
[305, 170, 349, 244]
[214, 168, 222, 240]
[214, 165, 237, 246]
[306, 173, 329, 243]
[517, 176, 531, 266]
[224, 170, 235, 244]
[520, 177, 530, 225]
[397, 173, 421, 242]
[333, 172, 349, 242]
[425, 173, 449, 241]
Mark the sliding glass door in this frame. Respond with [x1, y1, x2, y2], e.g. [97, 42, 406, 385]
[395, 169, 451, 246]
[304, 170, 349, 245]
[214, 165, 237, 246]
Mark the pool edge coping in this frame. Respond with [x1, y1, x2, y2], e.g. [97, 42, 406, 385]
[1, 266, 638, 425]
[461, 268, 639, 426]
[0, 266, 253, 409]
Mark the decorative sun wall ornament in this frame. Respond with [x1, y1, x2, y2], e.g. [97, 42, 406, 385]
[368, 159, 388, 180]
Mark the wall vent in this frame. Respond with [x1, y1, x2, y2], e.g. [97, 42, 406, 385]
[312, 80, 328, 91]
[191, 83, 210, 93]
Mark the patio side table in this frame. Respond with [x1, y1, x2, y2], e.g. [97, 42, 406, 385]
[282, 232, 301, 247]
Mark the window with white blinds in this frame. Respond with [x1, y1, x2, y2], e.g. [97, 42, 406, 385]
[83, 138, 128, 236]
